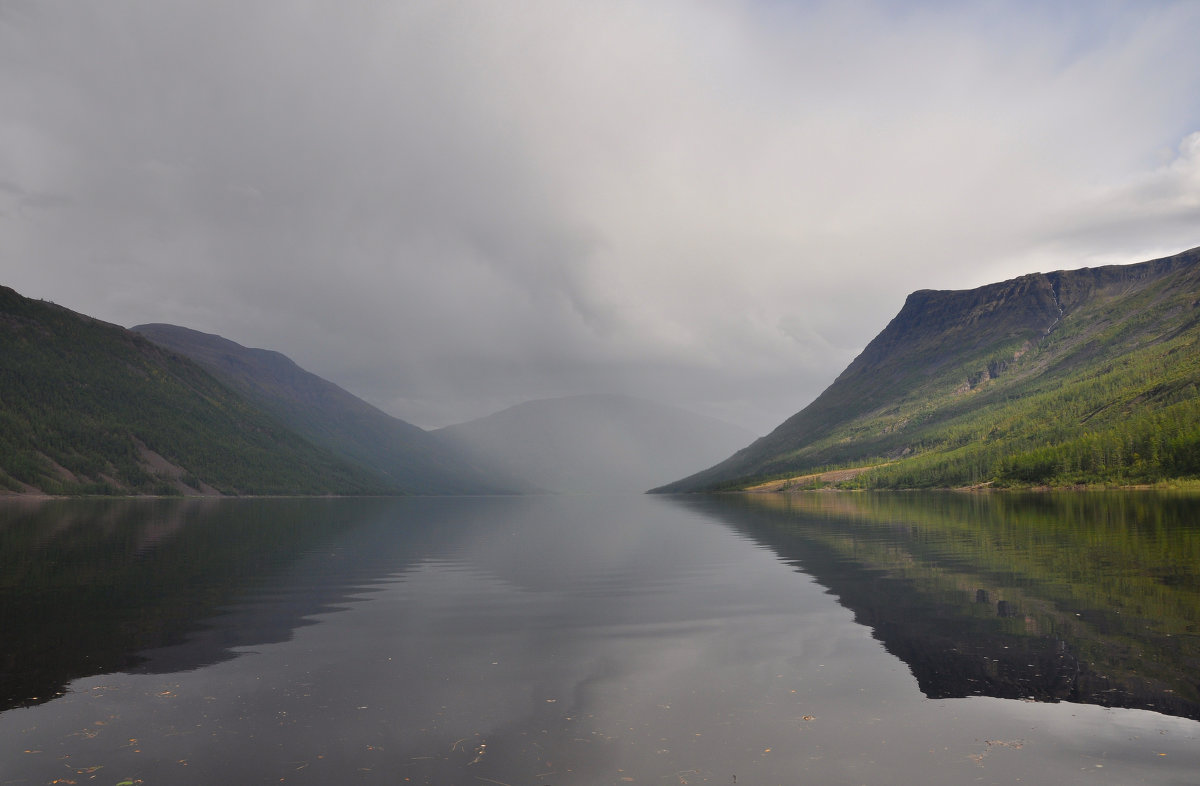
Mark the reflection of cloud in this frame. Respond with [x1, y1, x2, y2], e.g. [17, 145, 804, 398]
[7, 496, 1200, 784]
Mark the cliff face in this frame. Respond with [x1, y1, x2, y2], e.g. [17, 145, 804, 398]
[655, 246, 1200, 492]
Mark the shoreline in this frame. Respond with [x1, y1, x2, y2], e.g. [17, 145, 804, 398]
[732, 465, 1200, 494]
[748, 480, 1200, 494]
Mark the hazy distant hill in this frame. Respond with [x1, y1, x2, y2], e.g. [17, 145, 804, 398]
[436, 394, 757, 493]
[0, 286, 388, 496]
[655, 246, 1200, 492]
[133, 324, 527, 495]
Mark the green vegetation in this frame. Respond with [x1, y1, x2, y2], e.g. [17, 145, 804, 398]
[856, 339, 1200, 489]
[0, 286, 393, 495]
[656, 247, 1200, 492]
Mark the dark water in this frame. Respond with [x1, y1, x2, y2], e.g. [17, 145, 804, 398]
[1, 492, 1198, 785]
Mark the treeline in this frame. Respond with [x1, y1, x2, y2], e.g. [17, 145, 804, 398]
[844, 324, 1200, 489]
[995, 402, 1200, 485]
[856, 401, 1200, 489]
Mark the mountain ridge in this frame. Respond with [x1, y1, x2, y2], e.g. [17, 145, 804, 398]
[0, 286, 390, 496]
[132, 323, 528, 495]
[654, 246, 1200, 492]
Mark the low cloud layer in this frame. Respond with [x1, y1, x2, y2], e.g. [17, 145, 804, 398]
[3, 1, 1199, 432]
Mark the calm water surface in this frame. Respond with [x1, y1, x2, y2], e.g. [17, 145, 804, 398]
[1, 492, 1198, 785]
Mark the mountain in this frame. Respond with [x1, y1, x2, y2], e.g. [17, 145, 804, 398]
[132, 324, 527, 495]
[435, 394, 756, 493]
[655, 246, 1200, 492]
[0, 286, 389, 496]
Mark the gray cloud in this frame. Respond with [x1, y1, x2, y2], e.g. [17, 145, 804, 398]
[3, 1, 1199, 432]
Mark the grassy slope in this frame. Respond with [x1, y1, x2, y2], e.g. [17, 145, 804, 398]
[0, 286, 391, 496]
[655, 247, 1200, 491]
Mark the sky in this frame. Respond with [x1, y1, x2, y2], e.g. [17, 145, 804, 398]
[2, 1, 1199, 434]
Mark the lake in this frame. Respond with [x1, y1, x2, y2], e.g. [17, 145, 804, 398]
[1, 492, 1198, 785]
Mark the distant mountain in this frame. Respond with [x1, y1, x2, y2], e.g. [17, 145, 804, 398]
[655, 246, 1200, 492]
[436, 394, 757, 493]
[0, 286, 388, 496]
[133, 324, 527, 495]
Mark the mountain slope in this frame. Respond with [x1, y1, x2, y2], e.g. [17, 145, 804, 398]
[436, 394, 757, 493]
[0, 287, 389, 496]
[655, 246, 1200, 492]
[133, 324, 525, 495]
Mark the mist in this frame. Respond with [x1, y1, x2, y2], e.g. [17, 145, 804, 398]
[3, 1, 1199, 432]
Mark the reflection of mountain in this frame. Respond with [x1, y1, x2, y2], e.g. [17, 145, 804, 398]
[676, 492, 1200, 721]
[0, 498, 492, 711]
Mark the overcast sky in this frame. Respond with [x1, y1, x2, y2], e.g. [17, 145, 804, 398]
[3, 1, 1199, 433]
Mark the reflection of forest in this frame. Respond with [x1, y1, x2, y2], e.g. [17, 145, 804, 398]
[0, 497, 467, 712]
[685, 491, 1200, 721]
